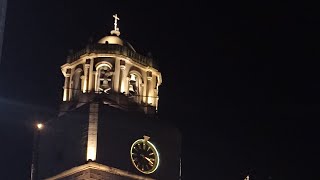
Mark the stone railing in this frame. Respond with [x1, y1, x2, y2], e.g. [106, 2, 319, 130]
[67, 44, 158, 69]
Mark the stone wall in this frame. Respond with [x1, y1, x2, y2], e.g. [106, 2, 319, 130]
[59, 169, 135, 180]
[45, 162, 155, 180]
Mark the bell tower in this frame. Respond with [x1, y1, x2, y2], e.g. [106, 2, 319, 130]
[61, 13, 161, 114]
[38, 14, 181, 180]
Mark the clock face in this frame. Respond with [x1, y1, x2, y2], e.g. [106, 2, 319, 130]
[130, 138, 159, 174]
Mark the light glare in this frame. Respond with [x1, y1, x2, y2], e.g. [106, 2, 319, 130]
[37, 123, 43, 130]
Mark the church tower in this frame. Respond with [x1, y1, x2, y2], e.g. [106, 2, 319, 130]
[37, 14, 181, 180]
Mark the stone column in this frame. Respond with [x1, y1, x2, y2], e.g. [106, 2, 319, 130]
[83, 60, 90, 93]
[126, 77, 130, 95]
[146, 71, 152, 105]
[119, 60, 126, 93]
[80, 75, 85, 93]
[140, 83, 144, 104]
[88, 58, 94, 92]
[63, 69, 71, 101]
[68, 68, 75, 101]
[93, 71, 97, 93]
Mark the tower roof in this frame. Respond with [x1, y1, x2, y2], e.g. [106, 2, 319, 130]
[97, 35, 136, 52]
[97, 14, 136, 52]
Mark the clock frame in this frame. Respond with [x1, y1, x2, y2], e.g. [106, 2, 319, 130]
[130, 136, 159, 174]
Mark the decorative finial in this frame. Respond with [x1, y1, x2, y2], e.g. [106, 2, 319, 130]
[110, 14, 120, 36]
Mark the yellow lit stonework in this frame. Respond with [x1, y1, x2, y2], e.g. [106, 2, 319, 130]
[86, 103, 98, 161]
[87, 146, 97, 161]
[45, 162, 155, 180]
[60, 15, 162, 113]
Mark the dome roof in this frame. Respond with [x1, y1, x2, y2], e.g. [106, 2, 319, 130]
[98, 35, 123, 46]
[98, 35, 136, 52]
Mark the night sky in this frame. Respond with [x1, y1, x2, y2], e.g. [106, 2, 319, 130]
[0, 0, 319, 179]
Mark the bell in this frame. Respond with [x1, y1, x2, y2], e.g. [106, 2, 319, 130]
[99, 78, 111, 93]
[129, 84, 134, 92]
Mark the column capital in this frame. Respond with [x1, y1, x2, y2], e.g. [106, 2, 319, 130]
[65, 68, 71, 77]
[147, 71, 152, 80]
[120, 65, 126, 71]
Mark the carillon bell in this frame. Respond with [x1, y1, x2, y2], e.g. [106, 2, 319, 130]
[129, 84, 134, 92]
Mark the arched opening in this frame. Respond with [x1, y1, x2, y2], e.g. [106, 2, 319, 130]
[128, 71, 143, 104]
[96, 63, 113, 94]
[72, 68, 83, 100]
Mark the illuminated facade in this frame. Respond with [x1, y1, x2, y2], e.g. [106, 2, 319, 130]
[60, 15, 161, 113]
[38, 14, 181, 180]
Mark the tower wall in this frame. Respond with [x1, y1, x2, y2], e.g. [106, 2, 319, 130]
[39, 102, 181, 180]
[96, 104, 181, 180]
[38, 104, 90, 179]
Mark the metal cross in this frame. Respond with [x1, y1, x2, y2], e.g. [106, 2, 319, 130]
[113, 14, 120, 31]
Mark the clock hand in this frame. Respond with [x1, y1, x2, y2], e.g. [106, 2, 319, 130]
[144, 156, 154, 165]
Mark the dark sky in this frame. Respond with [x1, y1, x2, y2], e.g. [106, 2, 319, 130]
[0, 0, 320, 179]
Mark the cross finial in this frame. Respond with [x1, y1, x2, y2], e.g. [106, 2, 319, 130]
[113, 14, 120, 31]
[111, 14, 121, 36]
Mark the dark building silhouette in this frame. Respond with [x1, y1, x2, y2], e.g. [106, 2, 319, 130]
[0, 0, 7, 63]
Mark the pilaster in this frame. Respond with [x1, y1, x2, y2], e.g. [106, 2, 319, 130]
[88, 58, 94, 92]
[83, 60, 90, 93]
[146, 71, 152, 105]
[63, 69, 71, 101]
[87, 102, 99, 161]
[119, 60, 126, 93]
